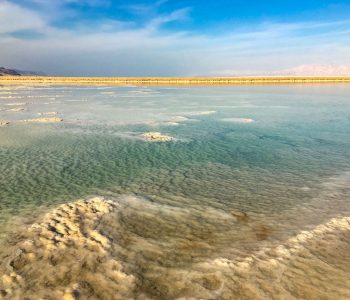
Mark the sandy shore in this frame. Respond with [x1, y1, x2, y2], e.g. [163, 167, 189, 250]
[1, 76, 350, 86]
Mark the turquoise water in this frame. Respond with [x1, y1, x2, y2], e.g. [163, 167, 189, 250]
[1, 84, 350, 299]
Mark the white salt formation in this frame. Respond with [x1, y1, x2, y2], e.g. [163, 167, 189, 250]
[141, 132, 174, 142]
[0, 197, 135, 300]
[4, 102, 31, 106]
[5, 108, 25, 112]
[221, 117, 254, 123]
[38, 112, 59, 116]
[0, 121, 9, 127]
[23, 117, 63, 123]
[184, 111, 216, 116]
[1, 195, 350, 299]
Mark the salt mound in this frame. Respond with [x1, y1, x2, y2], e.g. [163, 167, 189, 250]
[164, 121, 180, 126]
[0, 197, 136, 300]
[5, 108, 25, 112]
[24, 117, 63, 123]
[184, 111, 216, 116]
[0, 121, 9, 127]
[5, 102, 30, 106]
[170, 116, 189, 122]
[100, 92, 115, 95]
[141, 132, 174, 142]
[222, 118, 254, 123]
[0, 96, 18, 99]
[38, 112, 58, 116]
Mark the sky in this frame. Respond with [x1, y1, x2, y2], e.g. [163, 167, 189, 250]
[1, 0, 350, 76]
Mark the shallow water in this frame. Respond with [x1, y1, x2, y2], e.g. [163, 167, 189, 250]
[0, 84, 350, 299]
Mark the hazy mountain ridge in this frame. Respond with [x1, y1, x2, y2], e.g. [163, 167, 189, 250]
[0, 67, 21, 76]
[205, 65, 350, 77]
[0, 67, 46, 76]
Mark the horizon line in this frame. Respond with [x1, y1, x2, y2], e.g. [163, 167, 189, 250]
[1, 75, 350, 85]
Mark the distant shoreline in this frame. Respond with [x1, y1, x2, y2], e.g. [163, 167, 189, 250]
[1, 76, 350, 85]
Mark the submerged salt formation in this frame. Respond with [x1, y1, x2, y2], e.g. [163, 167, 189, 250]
[230, 209, 249, 221]
[221, 117, 254, 123]
[4, 108, 25, 112]
[195, 216, 350, 300]
[23, 117, 63, 123]
[0, 121, 9, 127]
[4, 102, 31, 106]
[38, 112, 58, 116]
[0, 96, 18, 99]
[1, 194, 350, 299]
[184, 111, 216, 116]
[141, 132, 174, 142]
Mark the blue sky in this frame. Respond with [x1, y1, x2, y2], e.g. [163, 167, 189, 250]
[1, 0, 350, 76]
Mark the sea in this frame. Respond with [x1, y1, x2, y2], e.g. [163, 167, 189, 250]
[0, 84, 350, 299]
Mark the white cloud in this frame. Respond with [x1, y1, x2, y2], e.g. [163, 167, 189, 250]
[0, 1, 45, 33]
[29, 0, 110, 7]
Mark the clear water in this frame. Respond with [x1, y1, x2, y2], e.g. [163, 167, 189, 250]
[0, 84, 350, 299]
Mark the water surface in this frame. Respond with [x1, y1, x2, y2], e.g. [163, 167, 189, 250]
[0, 84, 350, 299]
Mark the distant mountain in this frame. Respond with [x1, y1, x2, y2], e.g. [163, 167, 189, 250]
[205, 64, 350, 77]
[0, 67, 46, 76]
[277, 65, 350, 76]
[14, 69, 47, 76]
[0, 67, 21, 76]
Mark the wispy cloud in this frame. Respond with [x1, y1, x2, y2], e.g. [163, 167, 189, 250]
[146, 8, 191, 31]
[123, 0, 168, 16]
[27, 0, 111, 8]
